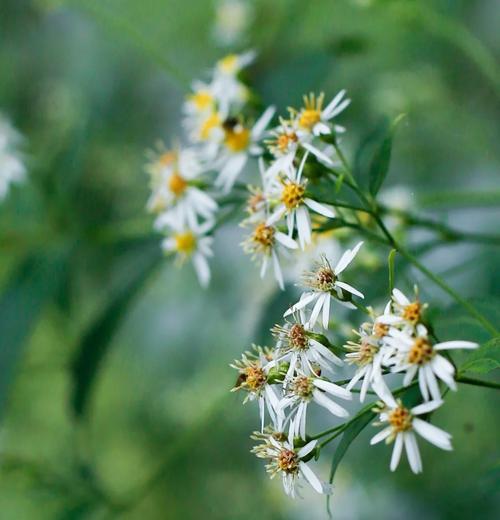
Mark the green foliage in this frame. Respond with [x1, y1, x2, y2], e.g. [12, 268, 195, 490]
[459, 337, 500, 375]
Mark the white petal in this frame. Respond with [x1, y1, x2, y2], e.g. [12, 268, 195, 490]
[310, 293, 327, 328]
[434, 341, 478, 351]
[321, 291, 331, 329]
[390, 434, 404, 471]
[392, 288, 410, 306]
[304, 198, 335, 218]
[275, 231, 298, 249]
[284, 292, 317, 317]
[412, 400, 444, 415]
[424, 365, 441, 401]
[313, 390, 349, 418]
[299, 462, 323, 494]
[310, 339, 343, 366]
[334, 242, 364, 275]
[272, 250, 284, 290]
[313, 378, 352, 399]
[302, 142, 333, 165]
[370, 426, 392, 445]
[298, 440, 317, 458]
[413, 418, 452, 451]
[296, 206, 312, 249]
[404, 432, 422, 474]
[192, 253, 211, 288]
[335, 281, 364, 299]
[252, 106, 276, 138]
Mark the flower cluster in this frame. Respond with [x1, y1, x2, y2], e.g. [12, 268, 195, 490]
[0, 115, 26, 201]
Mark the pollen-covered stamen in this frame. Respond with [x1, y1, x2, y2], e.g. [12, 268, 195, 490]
[408, 337, 435, 365]
[246, 189, 265, 214]
[277, 449, 299, 474]
[281, 181, 305, 210]
[402, 301, 422, 324]
[373, 322, 389, 338]
[315, 266, 336, 291]
[252, 222, 275, 251]
[288, 323, 308, 350]
[243, 365, 267, 391]
[298, 92, 324, 131]
[356, 339, 378, 366]
[388, 405, 413, 433]
[174, 231, 197, 255]
[292, 375, 314, 399]
[168, 171, 188, 196]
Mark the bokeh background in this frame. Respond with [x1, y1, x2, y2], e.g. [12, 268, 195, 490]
[1, 0, 499, 518]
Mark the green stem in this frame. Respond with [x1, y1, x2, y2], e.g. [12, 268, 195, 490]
[456, 376, 500, 390]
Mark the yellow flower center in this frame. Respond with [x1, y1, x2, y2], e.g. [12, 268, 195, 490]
[281, 181, 305, 210]
[168, 171, 187, 196]
[252, 223, 275, 249]
[388, 406, 413, 433]
[297, 93, 324, 131]
[277, 449, 299, 474]
[277, 131, 298, 152]
[402, 302, 422, 324]
[174, 231, 196, 255]
[244, 365, 266, 392]
[408, 337, 434, 365]
[373, 322, 389, 338]
[293, 376, 314, 398]
[357, 340, 378, 366]
[188, 90, 213, 111]
[224, 126, 250, 152]
[218, 54, 238, 74]
[159, 151, 177, 166]
[200, 112, 221, 140]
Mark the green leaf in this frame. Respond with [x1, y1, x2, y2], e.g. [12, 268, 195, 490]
[70, 238, 162, 418]
[459, 336, 500, 375]
[326, 410, 375, 516]
[0, 251, 69, 418]
[388, 248, 397, 294]
[354, 114, 405, 196]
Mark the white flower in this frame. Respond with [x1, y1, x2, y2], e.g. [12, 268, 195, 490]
[376, 287, 427, 331]
[183, 81, 216, 116]
[370, 389, 452, 474]
[161, 221, 214, 288]
[279, 371, 351, 439]
[271, 313, 343, 379]
[251, 431, 331, 497]
[146, 146, 218, 231]
[266, 152, 336, 249]
[264, 117, 338, 179]
[284, 242, 364, 328]
[242, 220, 298, 289]
[385, 324, 478, 401]
[344, 319, 391, 402]
[230, 345, 283, 431]
[214, 106, 275, 193]
[0, 116, 26, 201]
[289, 90, 350, 137]
[212, 0, 253, 47]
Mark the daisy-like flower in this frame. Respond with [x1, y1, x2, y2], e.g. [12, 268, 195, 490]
[146, 145, 218, 231]
[376, 287, 428, 331]
[0, 116, 26, 201]
[161, 221, 214, 288]
[289, 90, 350, 137]
[264, 117, 337, 179]
[271, 313, 343, 379]
[279, 370, 351, 439]
[344, 318, 391, 402]
[214, 106, 275, 193]
[266, 152, 336, 249]
[251, 430, 331, 497]
[230, 345, 283, 431]
[212, 51, 255, 111]
[242, 220, 298, 289]
[183, 80, 216, 116]
[385, 324, 478, 401]
[370, 389, 452, 474]
[284, 242, 364, 328]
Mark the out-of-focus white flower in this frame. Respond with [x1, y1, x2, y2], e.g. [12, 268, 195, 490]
[289, 91, 350, 137]
[284, 242, 364, 328]
[242, 220, 298, 290]
[183, 81, 216, 116]
[146, 146, 218, 231]
[0, 116, 26, 201]
[231, 345, 283, 431]
[251, 431, 331, 497]
[161, 221, 214, 288]
[212, 0, 253, 47]
[279, 370, 351, 439]
[370, 388, 452, 474]
[214, 106, 275, 193]
[266, 153, 336, 249]
[385, 324, 478, 401]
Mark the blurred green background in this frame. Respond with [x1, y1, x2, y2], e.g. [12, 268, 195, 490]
[1, 0, 499, 518]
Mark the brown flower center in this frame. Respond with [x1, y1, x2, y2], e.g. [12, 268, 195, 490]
[277, 449, 299, 474]
[373, 322, 389, 338]
[388, 406, 413, 433]
[408, 337, 434, 365]
[244, 365, 266, 391]
[315, 266, 336, 291]
[252, 223, 275, 249]
[402, 302, 422, 325]
[289, 324, 308, 350]
[292, 376, 314, 398]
